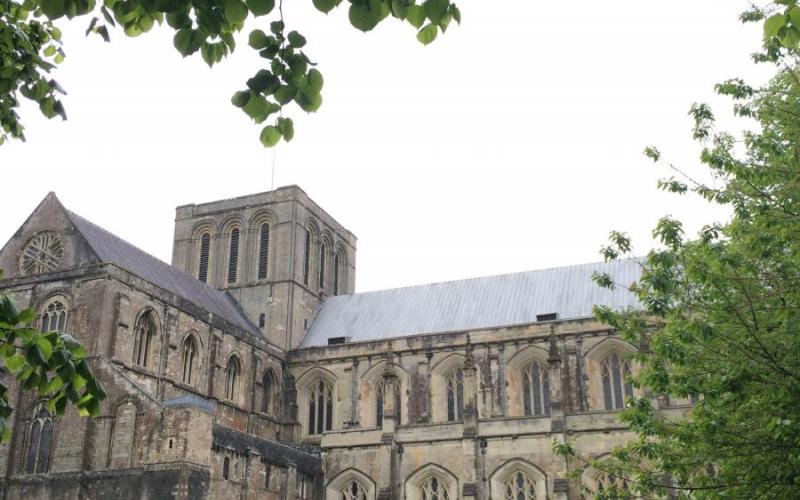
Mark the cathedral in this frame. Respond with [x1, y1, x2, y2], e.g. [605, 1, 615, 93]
[0, 186, 686, 499]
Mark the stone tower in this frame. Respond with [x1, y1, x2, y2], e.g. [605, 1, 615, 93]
[170, 185, 357, 349]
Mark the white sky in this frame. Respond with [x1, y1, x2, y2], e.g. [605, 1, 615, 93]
[0, 1, 774, 292]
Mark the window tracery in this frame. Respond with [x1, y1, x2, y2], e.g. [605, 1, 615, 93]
[446, 369, 464, 422]
[420, 476, 450, 500]
[181, 335, 197, 385]
[503, 471, 537, 500]
[601, 352, 633, 410]
[25, 407, 53, 474]
[522, 361, 550, 416]
[133, 311, 156, 368]
[225, 356, 241, 402]
[307, 379, 333, 435]
[341, 480, 368, 500]
[41, 300, 67, 333]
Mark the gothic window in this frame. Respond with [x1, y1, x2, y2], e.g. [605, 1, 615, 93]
[318, 241, 327, 290]
[375, 380, 401, 427]
[307, 380, 333, 435]
[420, 476, 450, 500]
[227, 227, 240, 284]
[262, 371, 275, 415]
[601, 352, 633, 410]
[333, 250, 342, 295]
[590, 472, 631, 498]
[504, 471, 537, 500]
[25, 408, 53, 474]
[257, 223, 270, 280]
[446, 369, 464, 422]
[303, 227, 313, 286]
[223, 456, 230, 480]
[21, 231, 63, 275]
[225, 356, 241, 402]
[133, 311, 157, 368]
[181, 335, 197, 385]
[522, 361, 550, 416]
[341, 480, 368, 500]
[41, 300, 67, 333]
[198, 232, 211, 283]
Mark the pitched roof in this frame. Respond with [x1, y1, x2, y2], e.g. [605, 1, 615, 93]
[65, 210, 259, 335]
[302, 259, 641, 347]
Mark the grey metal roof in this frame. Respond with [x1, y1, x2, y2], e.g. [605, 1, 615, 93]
[66, 210, 259, 335]
[302, 259, 641, 347]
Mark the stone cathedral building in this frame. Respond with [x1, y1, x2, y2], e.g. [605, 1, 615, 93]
[0, 186, 686, 499]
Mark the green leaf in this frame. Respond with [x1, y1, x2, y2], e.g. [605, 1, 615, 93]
[166, 11, 191, 29]
[231, 90, 250, 107]
[780, 26, 800, 47]
[259, 125, 282, 147]
[349, 0, 388, 32]
[277, 117, 294, 141]
[312, 0, 340, 14]
[764, 14, 787, 38]
[173, 29, 196, 57]
[450, 4, 460, 24]
[45, 376, 63, 393]
[274, 85, 297, 104]
[247, 69, 279, 94]
[423, 0, 447, 23]
[417, 23, 437, 44]
[306, 68, 324, 94]
[406, 5, 425, 28]
[245, 0, 274, 16]
[6, 354, 25, 374]
[249, 29, 269, 49]
[296, 91, 322, 112]
[288, 31, 307, 48]
[36, 338, 53, 361]
[17, 308, 35, 325]
[270, 20, 284, 35]
[224, 0, 248, 24]
[41, 0, 66, 19]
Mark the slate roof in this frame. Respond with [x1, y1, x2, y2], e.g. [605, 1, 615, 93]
[213, 424, 322, 474]
[65, 210, 259, 335]
[302, 259, 641, 347]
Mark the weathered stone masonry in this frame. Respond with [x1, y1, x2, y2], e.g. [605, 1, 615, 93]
[0, 186, 690, 499]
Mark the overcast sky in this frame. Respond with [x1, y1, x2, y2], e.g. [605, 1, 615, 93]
[0, 1, 774, 292]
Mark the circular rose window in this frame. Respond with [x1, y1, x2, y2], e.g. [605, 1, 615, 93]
[20, 231, 64, 275]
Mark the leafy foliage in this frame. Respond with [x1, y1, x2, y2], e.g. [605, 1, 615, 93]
[554, 3, 800, 497]
[0, 270, 106, 441]
[0, 0, 460, 146]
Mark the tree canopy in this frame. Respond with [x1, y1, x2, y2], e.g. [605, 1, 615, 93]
[0, 271, 106, 442]
[0, 0, 460, 146]
[554, 2, 800, 498]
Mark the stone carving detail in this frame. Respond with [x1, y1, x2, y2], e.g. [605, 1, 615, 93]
[20, 231, 64, 275]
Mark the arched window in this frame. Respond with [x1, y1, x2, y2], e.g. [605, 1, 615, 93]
[227, 228, 240, 284]
[446, 369, 464, 422]
[307, 380, 333, 435]
[375, 380, 401, 427]
[41, 300, 67, 333]
[181, 335, 197, 385]
[522, 361, 550, 416]
[223, 456, 230, 480]
[302, 227, 313, 286]
[504, 471, 537, 500]
[601, 352, 633, 410]
[257, 223, 270, 279]
[587, 472, 631, 498]
[133, 311, 157, 368]
[318, 241, 327, 290]
[109, 401, 137, 468]
[341, 480, 368, 500]
[198, 232, 211, 283]
[25, 408, 54, 474]
[333, 251, 342, 296]
[262, 370, 275, 415]
[225, 356, 241, 402]
[420, 476, 450, 500]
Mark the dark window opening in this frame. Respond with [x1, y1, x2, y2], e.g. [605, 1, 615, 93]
[257, 223, 270, 279]
[536, 313, 558, 322]
[227, 228, 240, 284]
[198, 232, 210, 283]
